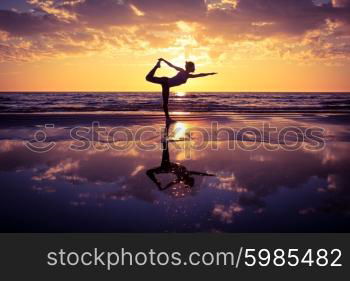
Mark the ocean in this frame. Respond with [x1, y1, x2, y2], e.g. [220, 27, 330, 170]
[1, 91, 350, 232]
[1, 92, 350, 113]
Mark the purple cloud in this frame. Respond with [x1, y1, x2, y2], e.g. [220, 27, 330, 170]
[0, 9, 66, 36]
[0, 0, 350, 62]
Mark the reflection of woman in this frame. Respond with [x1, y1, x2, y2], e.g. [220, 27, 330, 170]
[146, 122, 215, 191]
[146, 58, 217, 121]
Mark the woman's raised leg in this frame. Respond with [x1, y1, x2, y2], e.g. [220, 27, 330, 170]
[145, 60, 174, 121]
[145, 60, 162, 83]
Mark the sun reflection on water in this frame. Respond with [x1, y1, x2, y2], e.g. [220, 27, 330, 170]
[173, 122, 188, 140]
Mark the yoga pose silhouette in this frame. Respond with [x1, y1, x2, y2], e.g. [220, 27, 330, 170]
[146, 121, 215, 193]
[146, 58, 217, 121]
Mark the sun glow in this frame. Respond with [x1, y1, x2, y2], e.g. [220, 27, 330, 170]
[175, 92, 186, 97]
[0, 0, 349, 91]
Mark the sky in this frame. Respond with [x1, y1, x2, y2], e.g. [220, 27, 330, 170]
[0, 0, 350, 92]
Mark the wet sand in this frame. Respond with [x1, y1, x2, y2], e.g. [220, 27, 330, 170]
[0, 112, 349, 232]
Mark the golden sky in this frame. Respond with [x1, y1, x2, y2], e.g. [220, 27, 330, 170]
[0, 0, 350, 92]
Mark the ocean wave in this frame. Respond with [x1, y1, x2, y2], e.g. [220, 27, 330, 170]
[1, 92, 350, 113]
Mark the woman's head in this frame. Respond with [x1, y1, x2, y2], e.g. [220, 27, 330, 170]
[185, 61, 195, 73]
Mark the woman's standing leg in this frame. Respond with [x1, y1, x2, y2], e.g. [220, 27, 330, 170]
[162, 83, 170, 119]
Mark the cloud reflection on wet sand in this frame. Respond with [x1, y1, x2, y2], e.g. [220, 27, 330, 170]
[0, 113, 349, 232]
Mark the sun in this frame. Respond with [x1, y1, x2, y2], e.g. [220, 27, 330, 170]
[171, 52, 200, 68]
[175, 92, 186, 97]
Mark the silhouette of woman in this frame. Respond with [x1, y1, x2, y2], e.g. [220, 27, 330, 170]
[146, 121, 215, 192]
[146, 58, 217, 122]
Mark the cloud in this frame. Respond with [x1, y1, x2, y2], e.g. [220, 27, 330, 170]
[0, 9, 67, 36]
[62, 0, 136, 27]
[203, 0, 350, 39]
[332, 0, 350, 7]
[0, 0, 349, 63]
[130, 0, 207, 21]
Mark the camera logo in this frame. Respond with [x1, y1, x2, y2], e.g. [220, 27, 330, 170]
[24, 124, 56, 153]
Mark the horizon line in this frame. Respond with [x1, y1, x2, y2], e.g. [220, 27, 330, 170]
[1, 91, 350, 94]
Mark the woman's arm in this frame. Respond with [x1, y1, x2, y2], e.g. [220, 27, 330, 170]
[189, 72, 217, 78]
[159, 58, 184, 72]
[189, 171, 216, 176]
[164, 178, 181, 190]
[146, 168, 162, 189]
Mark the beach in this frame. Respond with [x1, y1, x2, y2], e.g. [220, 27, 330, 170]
[1, 92, 350, 232]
